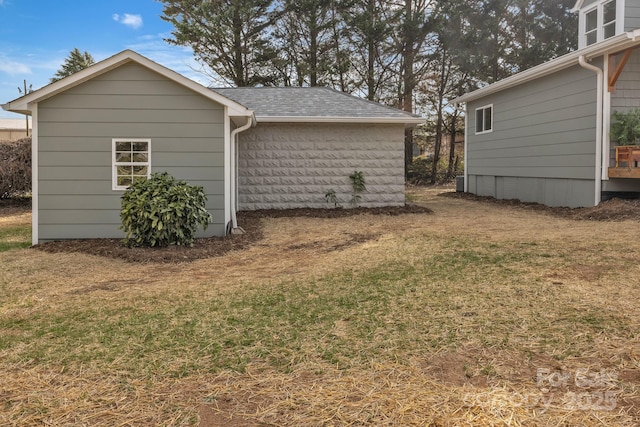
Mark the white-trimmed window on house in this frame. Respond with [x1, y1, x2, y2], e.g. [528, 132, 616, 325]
[475, 105, 493, 134]
[581, 0, 619, 48]
[113, 139, 150, 190]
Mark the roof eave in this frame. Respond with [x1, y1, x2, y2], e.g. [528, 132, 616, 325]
[452, 31, 640, 104]
[256, 116, 424, 126]
[571, 0, 584, 13]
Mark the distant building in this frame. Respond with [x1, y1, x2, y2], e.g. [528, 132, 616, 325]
[0, 118, 31, 141]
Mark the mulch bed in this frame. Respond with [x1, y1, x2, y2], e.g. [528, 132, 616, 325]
[8, 190, 640, 263]
[441, 191, 640, 221]
[32, 204, 433, 264]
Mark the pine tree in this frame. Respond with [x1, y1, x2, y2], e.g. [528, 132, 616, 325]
[160, 0, 279, 87]
[50, 48, 95, 83]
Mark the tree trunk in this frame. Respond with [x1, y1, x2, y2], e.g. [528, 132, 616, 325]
[367, 0, 375, 101]
[310, 8, 319, 86]
[446, 110, 458, 179]
[232, 8, 245, 86]
[402, 0, 415, 176]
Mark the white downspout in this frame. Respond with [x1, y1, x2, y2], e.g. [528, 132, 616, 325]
[462, 103, 468, 192]
[578, 55, 603, 206]
[230, 116, 253, 230]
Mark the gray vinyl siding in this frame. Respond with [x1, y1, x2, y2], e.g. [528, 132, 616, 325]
[466, 63, 599, 207]
[610, 48, 640, 111]
[625, 0, 640, 31]
[37, 62, 226, 241]
[237, 123, 405, 209]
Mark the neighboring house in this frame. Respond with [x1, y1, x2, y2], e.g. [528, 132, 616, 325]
[453, 0, 640, 208]
[1, 50, 422, 244]
[0, 118, 31, 140]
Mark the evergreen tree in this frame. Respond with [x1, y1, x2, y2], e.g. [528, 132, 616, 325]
[160, 0, 280, 86]
[50, 48, 95, 83]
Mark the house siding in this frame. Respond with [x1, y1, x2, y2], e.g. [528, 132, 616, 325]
[37, 62, 227, 241]
[466, 63, 599, 208]
[625, 0, 640, 31]
[611, 48, 640, 113]
[237, 123, 405, 210]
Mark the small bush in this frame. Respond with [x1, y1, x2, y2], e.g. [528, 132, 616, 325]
[120, 172, 212, 247]
[0, 137, 31, 198]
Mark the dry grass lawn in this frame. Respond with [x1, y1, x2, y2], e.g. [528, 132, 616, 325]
[1, 186, 639, 426]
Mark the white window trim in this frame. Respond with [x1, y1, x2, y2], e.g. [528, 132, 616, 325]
[578, 0, 625, 49]
[112, 138, 151, 191]
[475, 104, 493, 135]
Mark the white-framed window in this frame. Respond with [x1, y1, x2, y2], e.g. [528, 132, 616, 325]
[112, 138, 151, 190]
[475, 105, 493, 134]
[579, 0, 622, 49]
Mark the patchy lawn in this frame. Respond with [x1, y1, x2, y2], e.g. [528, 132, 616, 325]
[0, 187, 639, 426]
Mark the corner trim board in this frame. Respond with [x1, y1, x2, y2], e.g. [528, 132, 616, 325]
[31, 104, 38, 245]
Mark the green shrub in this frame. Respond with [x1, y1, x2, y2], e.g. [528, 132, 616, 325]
[120, 172, 212, 247]
[611, 109, 640, 145]
[349, 170, 366, 207]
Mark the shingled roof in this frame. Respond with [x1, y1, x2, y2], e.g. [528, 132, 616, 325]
[212, 87, 423, 125]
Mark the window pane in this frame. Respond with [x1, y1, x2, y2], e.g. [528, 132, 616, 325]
[133, 176, 147, 184]
[586, 9, 597, 32]
[117, 176, 133, 186]
[117, 165, 133, 176]
[484, 107, 492, 131]
[586, 31, 598, 46]
[133, 141, 148, 152]
[116, 141, 132, 151]
[603, 1, 616, 24]
[132, 166, 148, 175]
[132, 153, 148, 162]
[116, 152, 132, 163]
[476, 109, 484, 133]
[604, 22, 616, 39]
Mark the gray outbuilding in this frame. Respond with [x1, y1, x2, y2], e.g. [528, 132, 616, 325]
[2, 50, 423, 244]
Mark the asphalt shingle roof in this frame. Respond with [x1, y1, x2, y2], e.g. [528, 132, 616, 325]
[212, 87, 422, 121]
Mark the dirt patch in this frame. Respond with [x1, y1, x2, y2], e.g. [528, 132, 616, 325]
[33, 205, 432, 263]
[0, 197, 31, 218]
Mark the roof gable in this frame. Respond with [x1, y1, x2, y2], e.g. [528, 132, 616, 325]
[212, 87, 424, 125]
[2, 50, 254, 121]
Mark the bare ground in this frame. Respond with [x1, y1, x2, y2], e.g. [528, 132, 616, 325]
[1, 187, 640, 426]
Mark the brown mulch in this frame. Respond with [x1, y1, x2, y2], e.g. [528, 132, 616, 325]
[442, 191, 640, 221]
[32, 205, 433, 264]
[9, 189, 640, 263]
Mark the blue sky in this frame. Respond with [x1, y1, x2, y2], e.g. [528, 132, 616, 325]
[0, 0, 206, 119]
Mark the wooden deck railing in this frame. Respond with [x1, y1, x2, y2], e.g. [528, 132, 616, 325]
[609, 146, 640, 178]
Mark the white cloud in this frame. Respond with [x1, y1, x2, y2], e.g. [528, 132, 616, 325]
[112, 13, 143, 30]
[0, 59, 32, 76]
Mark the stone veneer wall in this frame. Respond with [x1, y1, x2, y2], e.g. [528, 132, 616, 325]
[237, 123, 406, 210]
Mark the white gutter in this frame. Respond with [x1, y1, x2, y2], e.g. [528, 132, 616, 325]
[229, 116, 254, 230]
[578, 55, 603, 206]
